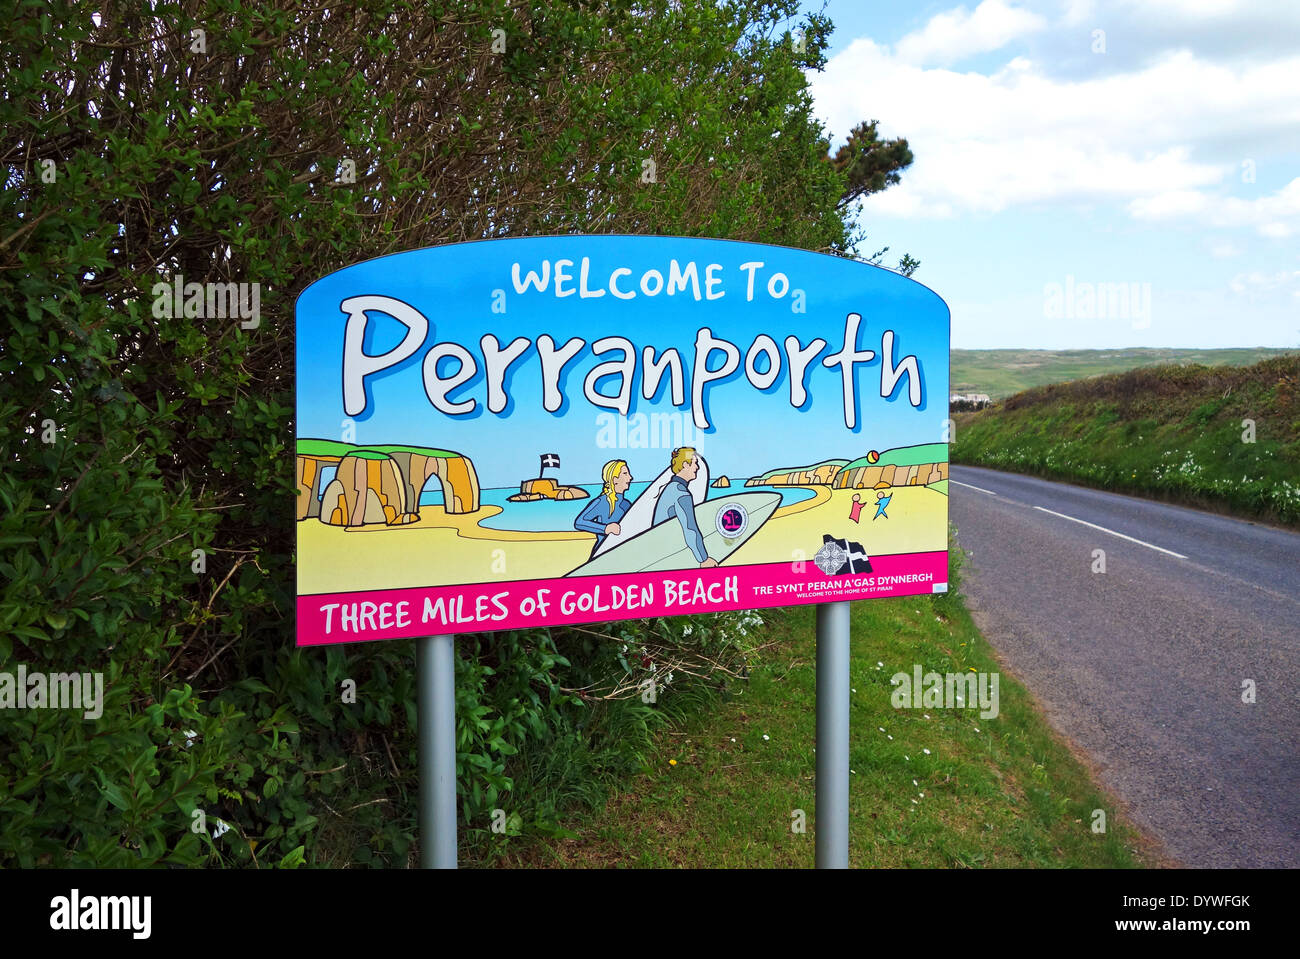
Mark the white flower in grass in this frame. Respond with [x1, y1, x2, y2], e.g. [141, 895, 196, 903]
[762, 734, 770, 741]
[922, 748, 931, 755]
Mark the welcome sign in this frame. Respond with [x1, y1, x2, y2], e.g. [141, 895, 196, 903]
[295, 236, 950, 645]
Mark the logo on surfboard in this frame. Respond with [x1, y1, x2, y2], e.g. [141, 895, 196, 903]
[715, 502, 749, 539]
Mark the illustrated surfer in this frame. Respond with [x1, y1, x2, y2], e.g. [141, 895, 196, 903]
[573, 459, 633, 558]
[565, 446, 780, 577]
[652, 447, 718, 568]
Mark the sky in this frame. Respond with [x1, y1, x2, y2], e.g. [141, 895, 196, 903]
[296, 237, 949, 488]
[803, 0, 1300, 349]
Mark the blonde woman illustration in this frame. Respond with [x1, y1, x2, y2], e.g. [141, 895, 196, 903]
[574, 459, 633, 558]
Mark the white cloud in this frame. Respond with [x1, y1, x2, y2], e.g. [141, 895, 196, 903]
[1061, 0, 1096, 27]
[1229, 269, 1300, 296]
[894, 1, 1048, 66]
[1131, 179, 1300, 238]
[1117, 0, 1246, 20]
[810, 28, 1300, 229]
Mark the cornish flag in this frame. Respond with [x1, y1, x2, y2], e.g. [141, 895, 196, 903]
[813, 534, 872, 576]
[540, 453, 561, 472]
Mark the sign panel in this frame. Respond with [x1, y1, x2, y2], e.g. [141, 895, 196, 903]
[295, 236, 950, 645]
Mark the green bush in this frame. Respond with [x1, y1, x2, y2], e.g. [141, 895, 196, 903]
[1, 0, 904, 866]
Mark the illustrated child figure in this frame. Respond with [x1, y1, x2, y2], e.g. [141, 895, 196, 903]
[652, 447, 718, 568]
[873, 488, 892, 521]
[849, 493, 864, 524]
[574, 460, 633, 558]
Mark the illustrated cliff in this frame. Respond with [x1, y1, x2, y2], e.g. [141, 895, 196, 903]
[745, 444, 949, 490]
[296, 439, 480, 527]
[832, 461, 947, 488]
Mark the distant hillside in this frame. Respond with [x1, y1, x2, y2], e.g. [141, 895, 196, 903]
[952, 348, 1297, 400]
[952, 356, 1300, 526]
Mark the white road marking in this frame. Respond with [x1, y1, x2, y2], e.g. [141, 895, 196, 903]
[1032, 506, 1188, 559]
[951, 480, 998, 496]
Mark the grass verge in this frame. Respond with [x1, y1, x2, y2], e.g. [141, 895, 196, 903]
[489, 553, 1156, 868]
[953, 356, 1300, 527]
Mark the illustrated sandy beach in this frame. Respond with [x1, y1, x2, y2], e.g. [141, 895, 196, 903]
[296, 483, 948, 595]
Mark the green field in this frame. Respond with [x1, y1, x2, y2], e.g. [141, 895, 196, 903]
[953, 348, 1297, 400]
[952, 355, 1300, 527]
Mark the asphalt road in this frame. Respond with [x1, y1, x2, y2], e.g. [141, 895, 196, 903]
[949, 465, 1300, 868]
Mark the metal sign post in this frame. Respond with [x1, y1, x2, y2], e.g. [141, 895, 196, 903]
[417, 634, 457, 869]
[816, 602, 851, 868]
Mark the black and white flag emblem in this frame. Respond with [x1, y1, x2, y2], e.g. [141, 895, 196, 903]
[540, 453, 561, 471]
[813, 534, 872, 576]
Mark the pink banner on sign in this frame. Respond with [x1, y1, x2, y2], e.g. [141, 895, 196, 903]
[296, 550, 949, 646]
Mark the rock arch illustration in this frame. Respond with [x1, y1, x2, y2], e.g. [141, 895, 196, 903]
[296, 440, 480, 527]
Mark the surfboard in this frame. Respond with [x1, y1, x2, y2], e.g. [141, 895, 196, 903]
[567, 491, 780, 577]
[590, 456, 710, 559]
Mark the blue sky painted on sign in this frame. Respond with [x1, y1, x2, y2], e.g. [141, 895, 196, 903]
[296, 237, 949, 489]
[803, 0, 1300, 350]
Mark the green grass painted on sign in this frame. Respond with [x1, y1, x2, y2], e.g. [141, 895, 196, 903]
[296, 438, 456, 458]
[841, 442, 949, 473]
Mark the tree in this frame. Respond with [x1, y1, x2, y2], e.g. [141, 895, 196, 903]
[829, 119, 915, 209]
[1, 0, 916, 866]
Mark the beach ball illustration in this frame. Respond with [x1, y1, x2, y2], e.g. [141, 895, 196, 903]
[867, 450, 880, 464]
